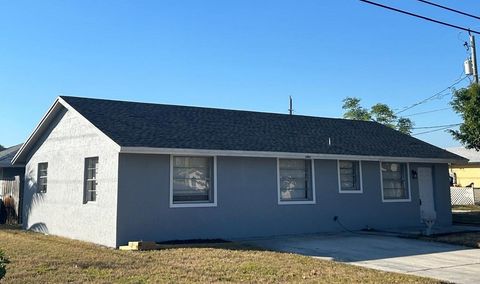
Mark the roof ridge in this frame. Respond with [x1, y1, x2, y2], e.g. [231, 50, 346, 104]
[59, 95, 382, 125]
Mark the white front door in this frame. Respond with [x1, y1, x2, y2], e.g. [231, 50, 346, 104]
[418, 167, 436, 220]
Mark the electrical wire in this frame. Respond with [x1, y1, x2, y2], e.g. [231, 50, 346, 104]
[359, 0, 480, 34]
[402, 107, 452, 117]
[412, 123, 461, 130]
[417, 0, 480, 21]
[394, 76, 468, 115]
[412, 125, 460, 136]
[360, 0, 474, 114]
[334, 218, 359, 234]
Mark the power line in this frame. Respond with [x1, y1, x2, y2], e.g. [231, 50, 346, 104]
[359, 0, 480, 34]
[412, 123, 461, 130]
[416, 2, 480, 83]
[412, 125, 459, 136]
[412, 127, 450, 135]
[402, 107, 452, 117]
[417, 0, 480, 21]
[394, 75, 468, 115]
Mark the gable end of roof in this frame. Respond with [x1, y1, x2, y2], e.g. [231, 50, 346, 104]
[12, 97, 121, 165]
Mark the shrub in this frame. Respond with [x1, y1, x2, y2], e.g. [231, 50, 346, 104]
[0, 250, 9, 280]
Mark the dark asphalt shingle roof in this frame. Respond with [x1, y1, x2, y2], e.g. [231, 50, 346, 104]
[0, 144, 23, 167]
[60, 96, 464, 160]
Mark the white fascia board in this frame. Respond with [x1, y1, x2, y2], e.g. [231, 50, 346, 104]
[119, 146, 463, 164]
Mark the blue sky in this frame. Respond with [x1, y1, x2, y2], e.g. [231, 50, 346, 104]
[1, 0, 478, 148]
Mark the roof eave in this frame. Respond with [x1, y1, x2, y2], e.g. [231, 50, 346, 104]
[0, 164, 25, 168]
[119, 146, 465, 164]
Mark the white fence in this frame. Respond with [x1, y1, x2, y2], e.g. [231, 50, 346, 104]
[451, 187, 475, 205]
[0, 177, 19, 197]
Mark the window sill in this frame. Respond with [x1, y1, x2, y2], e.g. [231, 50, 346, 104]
[170, 202, 217, 208]
[278, 200, 316, 205]
[339, 190, 363, 194]
[382, 199, 411, 203]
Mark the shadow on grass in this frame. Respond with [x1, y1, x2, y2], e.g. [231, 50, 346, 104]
[453, 211, 480, 225]
[28, 222, 48, 234]
[121, 239, 267, 253]
[0, 224, 21, 231]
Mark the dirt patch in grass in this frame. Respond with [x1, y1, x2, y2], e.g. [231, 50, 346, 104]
[0, 227, 440, 283]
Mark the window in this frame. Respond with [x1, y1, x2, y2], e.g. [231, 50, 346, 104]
[37, 162, 48, 193]
[84, 157, 98, 203]
[381, 162, 410, 201]
[171, 156, 216, 207]
[338, 160, 362, 193]
[278, 159, 315, 204]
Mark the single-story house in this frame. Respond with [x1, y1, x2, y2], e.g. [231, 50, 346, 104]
[446, 147, 480, 188]
[12, 96, 466, 248]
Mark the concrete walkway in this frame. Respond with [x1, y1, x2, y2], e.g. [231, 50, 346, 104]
[240, 233, 480, 284]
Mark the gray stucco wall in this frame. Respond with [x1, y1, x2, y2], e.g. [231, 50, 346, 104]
[116, 154, 452, 246]
[23, 106, 119, 247]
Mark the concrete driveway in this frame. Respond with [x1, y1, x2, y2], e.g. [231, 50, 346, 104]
[240, 233, 480, 284]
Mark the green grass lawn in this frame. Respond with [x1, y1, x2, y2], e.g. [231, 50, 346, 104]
[0, 226, 440, 283]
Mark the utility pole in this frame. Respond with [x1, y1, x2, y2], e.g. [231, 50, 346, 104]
[288, 96, 293, 115]
[470, 32, 479, 84]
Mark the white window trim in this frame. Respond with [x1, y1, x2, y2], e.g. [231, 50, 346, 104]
[37, 162, 48, 193]
[337, 160, 363, 194]
[169, 155, 217, 208]
[380, 162, 411, 203]
[277, 158, 316, 205]
[84, 157, 99, 204]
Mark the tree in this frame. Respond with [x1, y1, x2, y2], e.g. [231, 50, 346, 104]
[342, 97, 371, 121]
[0, 145, 4, 151]
[397, 118, 414, 136]
[449, 84, 480, 151]
[370, 103, 396, 128]
[342, 97, 414, 135]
